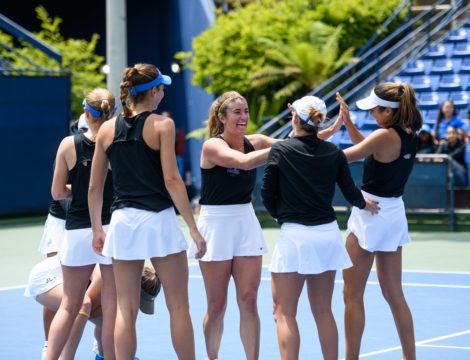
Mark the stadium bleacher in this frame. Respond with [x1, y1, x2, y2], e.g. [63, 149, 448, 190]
[339, 21, 470, 152]
[335, 20, 470, 188]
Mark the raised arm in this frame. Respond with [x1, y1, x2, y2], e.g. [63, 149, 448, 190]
[159, 118, 206, 259]
[246, 133, 280, 150]
[202, 137, 270, 170]
[336, 92, 366, 145]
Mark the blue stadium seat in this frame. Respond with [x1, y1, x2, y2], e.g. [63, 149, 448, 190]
[422, 44, 447, 59]
[388, 74, 412, 84]
[423, 109, 438, 126]
[444, 28, 468, 43]
[459, 57, 470, 73]
[411, 75, 439, 91]
[430, 58, 458, 75]
[438, 74, 464, 91]
[329, 129, 344, 144]
[401, 59, 428, 75]
[349, 110, 369, 128]
[417, 92, 441, 109]
[448, 91, 470, 109]
[452, 42, 470, 57]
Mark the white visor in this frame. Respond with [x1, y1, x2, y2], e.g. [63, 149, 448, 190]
[356, 89, 400, 110]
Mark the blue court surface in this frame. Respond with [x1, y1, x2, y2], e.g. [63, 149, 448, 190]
[1, 264, 469, 359]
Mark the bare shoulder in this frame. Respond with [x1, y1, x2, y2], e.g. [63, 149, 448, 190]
[59, 135, 75, 150]
[150, 113, 175, 132]
[203, 137, 227, 151]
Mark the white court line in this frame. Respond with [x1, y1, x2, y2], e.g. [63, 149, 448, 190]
[2, 273, 469, 292]
[419, 344, 470, 350]
[402, 269, 470, 275]
[187, 275, 470, 289]
[160, 263, 470, 275]
[339, 329, 470, 359]
[0, 285, 26, 291]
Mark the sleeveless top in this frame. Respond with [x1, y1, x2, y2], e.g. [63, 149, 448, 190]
[362, 126, 418, 197]
[48, 199, 66, 220]
[199, 136, 256, 205]
[106, 112, 173, 213]
[66, 134, 113, 230]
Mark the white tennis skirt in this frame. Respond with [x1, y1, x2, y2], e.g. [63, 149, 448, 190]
[60, 225, 112, 266]
[103, 207, 188, 260]
[38, 214, 66, 255]
[188, 203, 267, 261]
[347, 190, 410, 252]
[24, 255, 63, 298]
[269, 221, 352, 274]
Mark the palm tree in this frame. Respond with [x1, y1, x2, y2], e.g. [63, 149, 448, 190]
[250, 21, 355, 100]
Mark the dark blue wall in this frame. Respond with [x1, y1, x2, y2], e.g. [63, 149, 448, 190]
[0, 75, 71, 215]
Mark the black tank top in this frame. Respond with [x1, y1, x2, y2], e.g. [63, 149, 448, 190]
[48, 199, 66, 220]
[66, 135, 113, 230]
[106, 113, 173, 213]
[199, 136, 256, 205]
[362, 126, 418, 197]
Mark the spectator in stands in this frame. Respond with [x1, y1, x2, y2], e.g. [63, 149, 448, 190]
[187, 90, 278, 360]
[335, 82, 422, 360]
[260, 95, 379, 360]
[434, 100, 463, 141]
[88, 63, 206, 360]
[47, 88, 117, 360]
[436, 126, 468, 186]
[417, 124, 437, 154]
[463, 107, 470, 142]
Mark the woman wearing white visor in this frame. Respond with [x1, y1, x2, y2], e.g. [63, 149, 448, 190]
[335, 83, 422, 360]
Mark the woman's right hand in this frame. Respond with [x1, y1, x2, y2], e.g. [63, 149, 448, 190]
[336, 92, 353, 126]
[92, 228, 106, 256]
[364, 198, 380, 215]
[190, 228, 207, 259]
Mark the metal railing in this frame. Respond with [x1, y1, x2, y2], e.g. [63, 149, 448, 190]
[0, 13, 65, 75]
[257, 0, 470, 139]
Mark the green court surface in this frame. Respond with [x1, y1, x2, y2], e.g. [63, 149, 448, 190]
[1, 215, 469, 288]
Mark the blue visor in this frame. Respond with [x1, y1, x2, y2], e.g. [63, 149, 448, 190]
[82, 99, 102, 118]
[130, 73, 172, 96]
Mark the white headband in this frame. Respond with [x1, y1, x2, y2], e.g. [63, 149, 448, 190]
[356, 89, 400, 110]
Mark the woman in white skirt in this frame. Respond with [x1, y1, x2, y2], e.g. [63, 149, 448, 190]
[187, 91, 277, 360]
[25, 255, 103, 359]
[335, 83, 422, 360]
[88, 63, 206, 360]
[47, 88, 117, 360]
[261, 96, 379, 360]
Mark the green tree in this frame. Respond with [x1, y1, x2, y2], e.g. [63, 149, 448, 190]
[0, 6, 105, 118]
[249, 22, 355, 100]
[177, 0, 404, 134]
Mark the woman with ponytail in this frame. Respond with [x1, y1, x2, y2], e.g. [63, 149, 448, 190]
[261, 96, 379, 360]
[335, 82, 422, 360]
[47, 88, 117, 360]
[187, 91, 277, 360]
[88, 63, 206, 359]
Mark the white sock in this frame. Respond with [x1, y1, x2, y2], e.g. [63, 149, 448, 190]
[42, 341, 48, 360]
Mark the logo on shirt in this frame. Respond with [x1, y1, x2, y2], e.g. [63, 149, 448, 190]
[403, 153, 412, 159]
[226, 168, 240, 176]
[45, 276, 56, 284]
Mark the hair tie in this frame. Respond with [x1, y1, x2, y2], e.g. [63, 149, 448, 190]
[79, 311, 90, 318]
